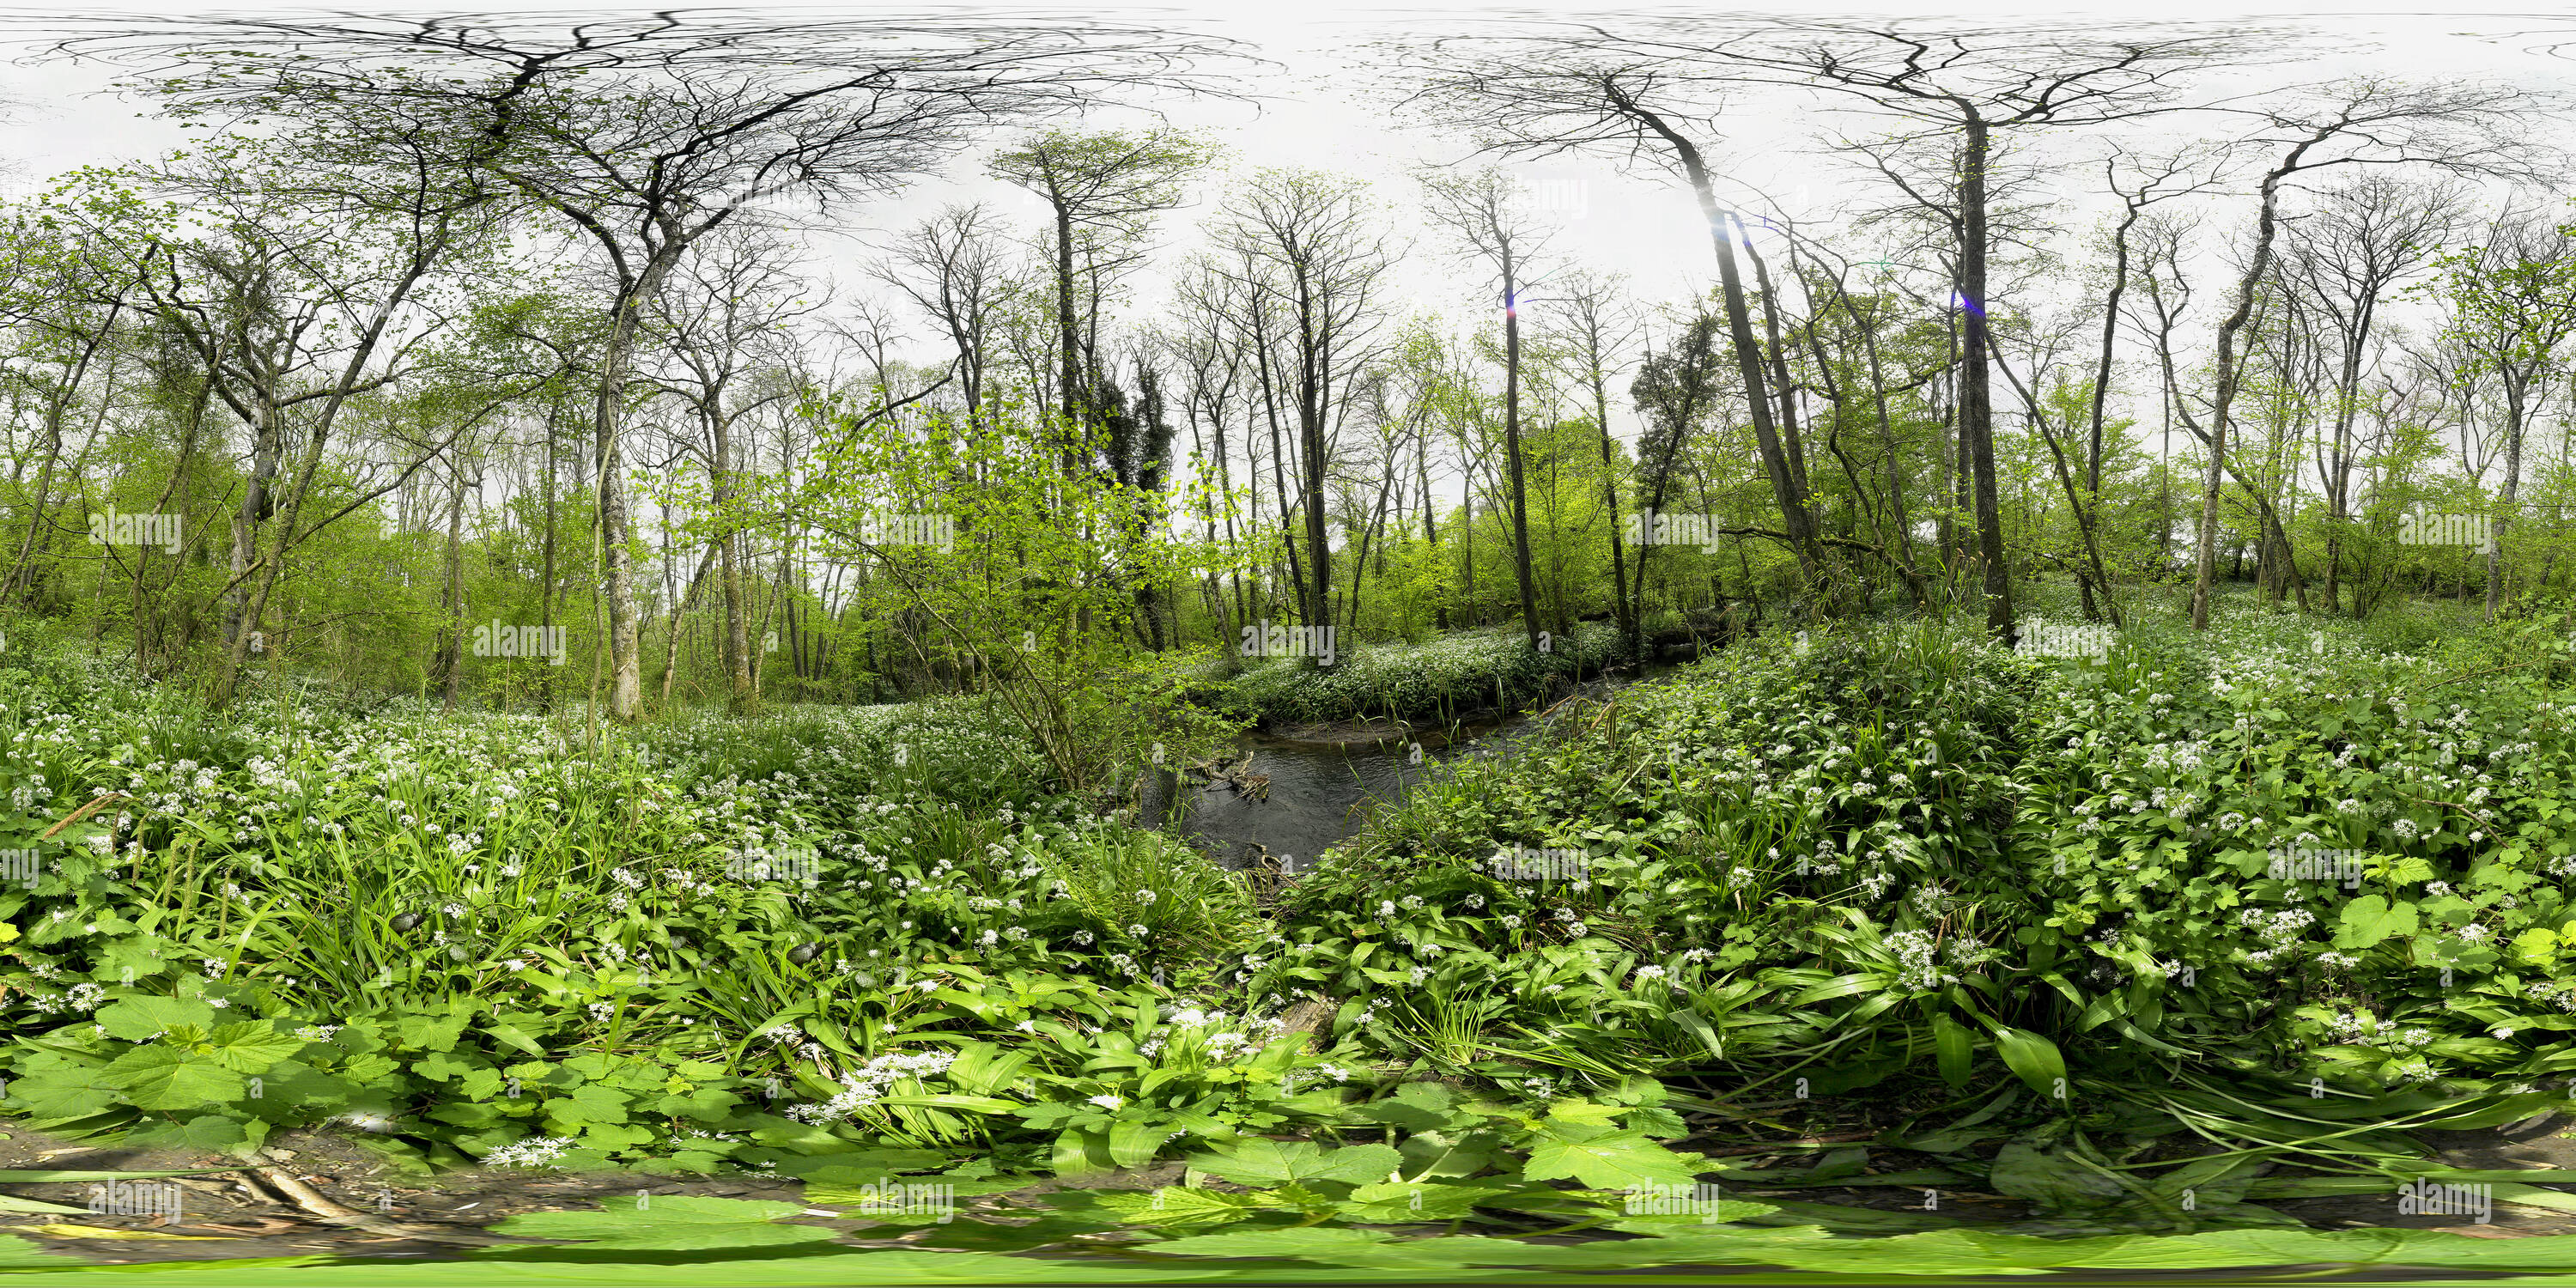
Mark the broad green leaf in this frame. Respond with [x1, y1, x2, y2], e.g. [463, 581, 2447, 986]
[206, 1021, 303, 1074]
[1984, 1026, 2069, 1101]
[481, 1023, 548, 1057]
[543, 1083, 630, 1127]
[393, 1009, 471, 1053]
[1336, 1180, 1510, 1222]
[1106, 1116, 1169, 1170]
[1522, 1129, 1704, 1189]
[0, 1232, 74, 1268]
[174, 1114, 249, 1153]
[98, 1045, 245, 1111]
[1931, 1012, 1974, 1088]
[1188, 1139, 1402, 1188]
[2492, 1182, 2576, 1214]
[91, 994, 216, 1042]
[1146, 1225, 1423, 1266]
[1985, 1141, 2126, 1216]
[1083, 1187, 1277, 1228]
[2512, 927, 2561, 966]
[0, 1195, 91, 1215]
[2335, 895, 2417, 949]
[2059, 1227, 2451, 1269]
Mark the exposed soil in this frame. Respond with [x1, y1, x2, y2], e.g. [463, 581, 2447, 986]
[0, 1119, 821, 1264]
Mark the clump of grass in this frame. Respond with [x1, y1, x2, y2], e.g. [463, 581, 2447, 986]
[1042, 828, 1256, 968]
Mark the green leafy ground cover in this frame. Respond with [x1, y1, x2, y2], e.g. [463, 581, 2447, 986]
[11, 592, 2576, 1278]
[1210, 621, 1631, 726]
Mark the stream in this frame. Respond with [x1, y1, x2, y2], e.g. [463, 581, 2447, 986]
[1137, 671, 1653, 872]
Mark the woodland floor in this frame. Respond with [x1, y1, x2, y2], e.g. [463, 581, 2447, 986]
[9, 1114, 2576, 1267]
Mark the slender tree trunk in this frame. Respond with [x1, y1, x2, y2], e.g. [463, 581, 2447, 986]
[2194, 146, 2312, 630]
[591, 251, 677, 720]
[440, 454, 467, 711]
[1956, 113, 2014, 644]
[1500, 253, 1542, 652]
[659, 542, 722, 705]
[1608, 89, 1819, 584]
[1590, 352, 1635, 647]
[2488, 375, 2527, 623]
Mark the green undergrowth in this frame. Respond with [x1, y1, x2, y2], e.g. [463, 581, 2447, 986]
[0, 643, 1351, 1176]
[1211, 622, 1630, 727]
[12, 591, 2576, 1248]
[1252, 587, 2576, 1224]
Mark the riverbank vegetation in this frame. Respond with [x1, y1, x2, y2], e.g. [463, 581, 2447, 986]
[10, 587, 2576, 1243]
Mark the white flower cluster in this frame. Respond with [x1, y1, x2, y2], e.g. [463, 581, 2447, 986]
[482, 1136, 578, 1168]
[785, 1049, 957, 1125]
[21, 982, 107, 1015]
[1884, 929, 1956, 992]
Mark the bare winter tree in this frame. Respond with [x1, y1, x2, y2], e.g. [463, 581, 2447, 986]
[2279, 171, 2468, 614]
[987, 128, 1218, 477]
[872, 204, 1015, 434]
[1543, 266, 1644, 648]
[2184, 76, 2548, 629]
[1392, 52, 1825, 589]
[648, 225, 823, 714]
[1632, 20, 2251, 645]
[1395, 20, 2260, 639]
[1418, 165, 1551, 653]
[1206, 170, 1400, 663]
[113, 131, 502, 711]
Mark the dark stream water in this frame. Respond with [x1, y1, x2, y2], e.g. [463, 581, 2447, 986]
[1136, 672, 1650, 871]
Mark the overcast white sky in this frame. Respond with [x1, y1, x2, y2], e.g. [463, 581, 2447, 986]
[1, 3, 2571, 470]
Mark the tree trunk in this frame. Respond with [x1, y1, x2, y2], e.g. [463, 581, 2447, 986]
[1500, 252, 1543, 652]
[1607, 89, 1819, 584]
[2194, 147, 2311, 630]
[591, 250, 678, 720]
[1957, 114, 2014, 644]
[440, 455, 467, 711]
[2488, 374, 2526, 623]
